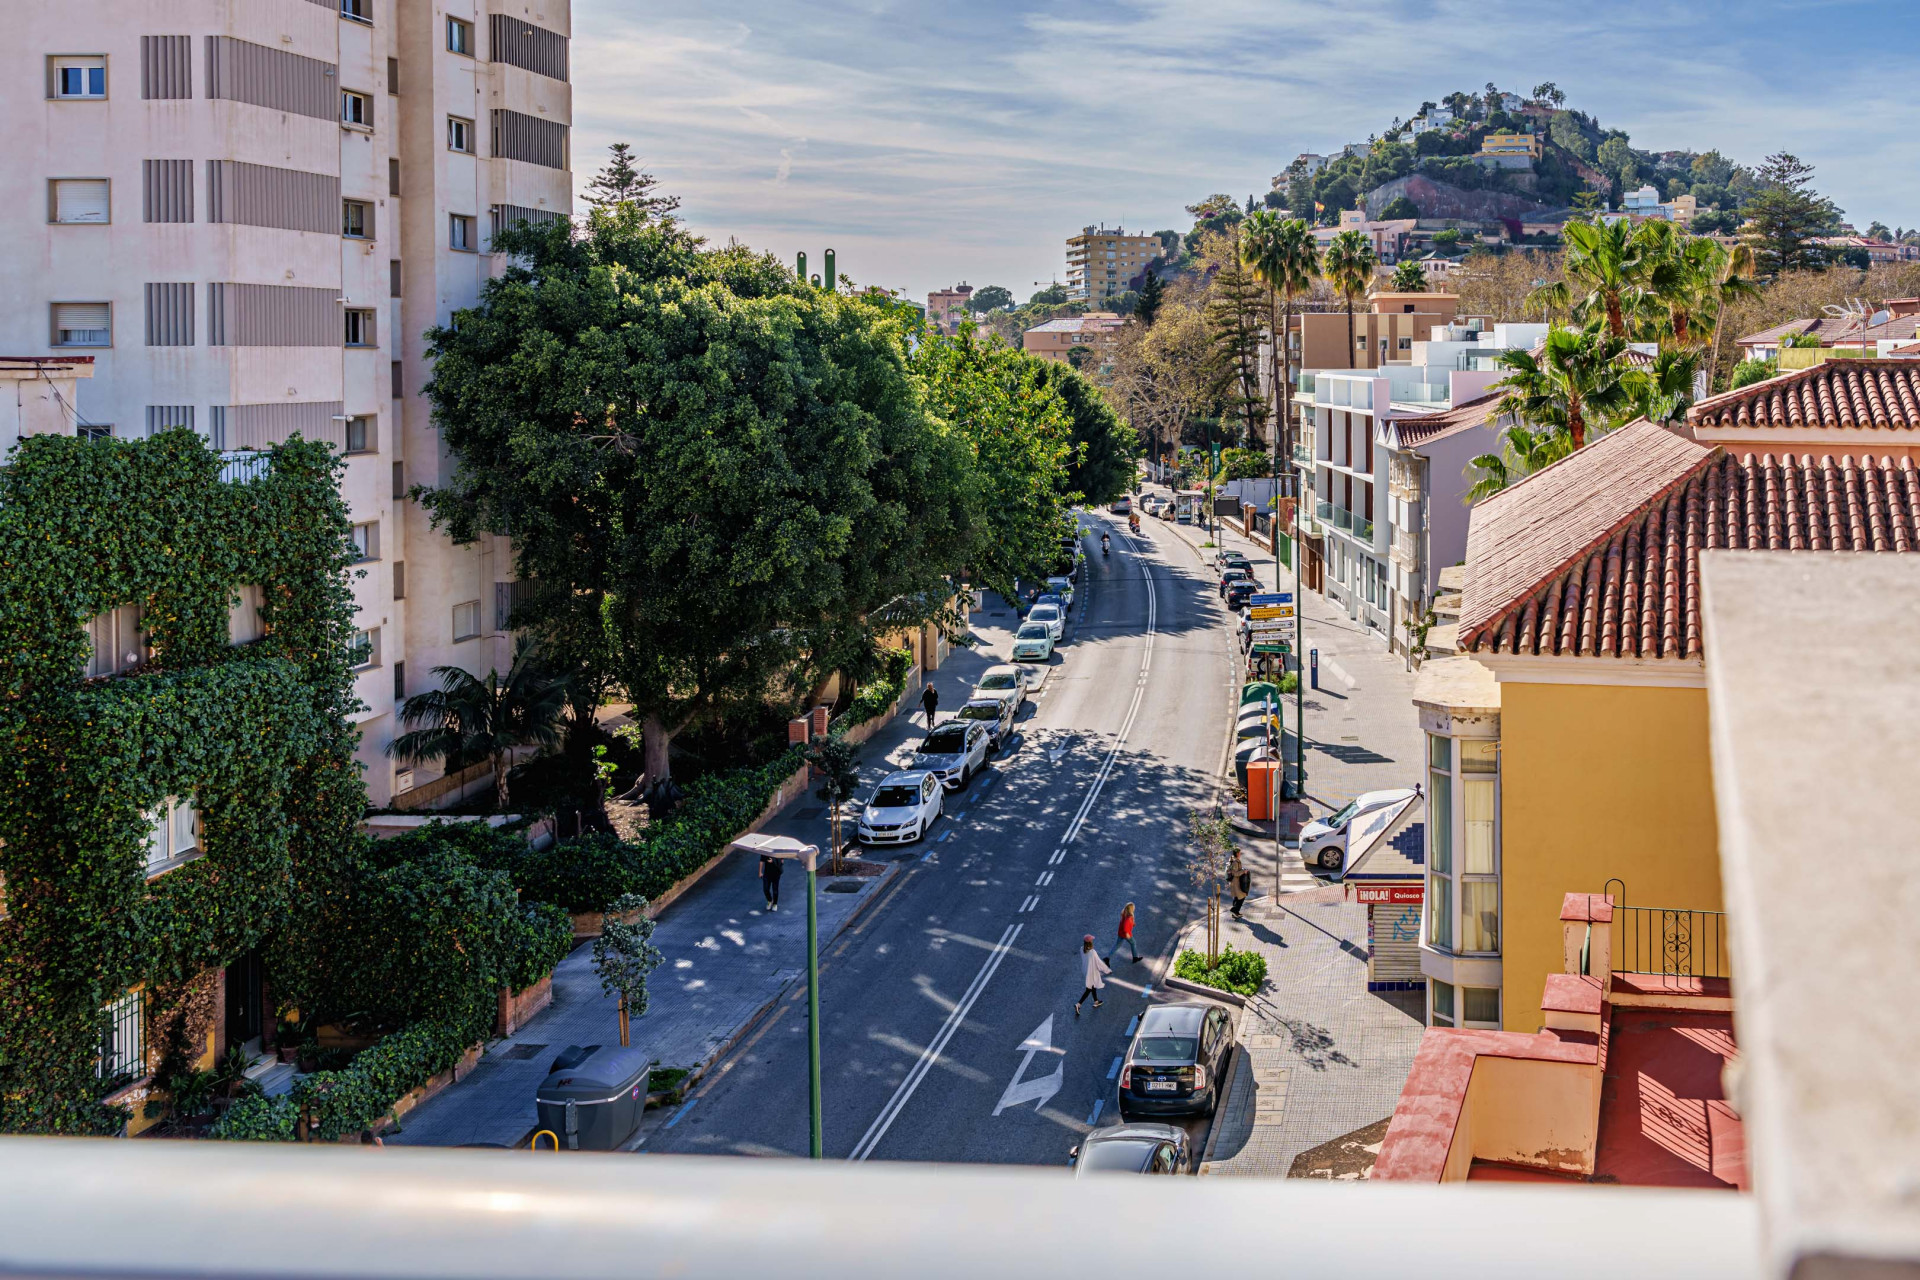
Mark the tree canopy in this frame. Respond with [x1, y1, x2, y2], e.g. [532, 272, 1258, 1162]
[967, 285, 1015, 313]
[1028, 361, 1139, 506]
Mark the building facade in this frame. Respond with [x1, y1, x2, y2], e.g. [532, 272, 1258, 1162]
[1020, 312, 1125, 377]
[5, 0, 574, 806]
[1065, 226, 1157, 303]
[926, 283, 973, 335]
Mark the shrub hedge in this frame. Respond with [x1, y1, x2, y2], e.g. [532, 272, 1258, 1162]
[1173, 945, 1268, 996]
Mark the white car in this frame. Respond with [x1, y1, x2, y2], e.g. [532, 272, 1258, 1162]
[1011, 622, 1055, 663]
[911, 720, 993, 789]
[1026, 602, 1065, 643]
[856, 771, 944, 845]
[1046, 576, 1075, 610]
[1300, 787, 1420, 873]
[973, 664, 1030, 713]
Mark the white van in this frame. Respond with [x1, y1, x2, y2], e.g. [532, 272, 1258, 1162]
[1299, 787, 1420, 874]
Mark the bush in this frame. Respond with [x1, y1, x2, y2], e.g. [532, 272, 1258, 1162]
[1174, 945, 1268, 996]
[1729, 358, 1777, 390]
[833, 647, 913, 733]
[506, 901, 574, 993]
[212, 1019, 477, 1143]
[503, 832, 645, 913]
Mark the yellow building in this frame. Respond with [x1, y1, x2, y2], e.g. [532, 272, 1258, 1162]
[1066, 226, 1159, 303]
[1445, 363, 1920, 1029]
[1476, 131, 1541, 160]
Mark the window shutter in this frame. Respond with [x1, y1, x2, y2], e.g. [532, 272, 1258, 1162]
[55, 179, 110, 223]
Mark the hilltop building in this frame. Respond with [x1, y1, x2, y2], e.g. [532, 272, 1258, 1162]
[1022, 312, 1126, 379]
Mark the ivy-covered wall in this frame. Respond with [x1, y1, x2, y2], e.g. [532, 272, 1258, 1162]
[0, 431, 363, 1134]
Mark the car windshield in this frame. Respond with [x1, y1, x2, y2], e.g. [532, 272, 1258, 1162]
[1132, 1036, 1197, 1061]
[920, 729, 968, 754]
[1077, 1140, 1155, 1173]
[871, 786, 918, 807]
[958, 703, 999, 721]
[978, 673, 1017, 690]
[1324, 800, 1360, 829]
[1016, 624, 1049, 639]
[1030, 605, 1060, 620]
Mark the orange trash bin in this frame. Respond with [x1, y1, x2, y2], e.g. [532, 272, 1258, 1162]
[1246, 759, 1281, 821]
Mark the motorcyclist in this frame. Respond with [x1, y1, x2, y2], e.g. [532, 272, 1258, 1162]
[1100, 533, 1111, 556]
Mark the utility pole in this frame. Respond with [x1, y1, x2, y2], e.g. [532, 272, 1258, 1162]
[795, 249, 839, 291]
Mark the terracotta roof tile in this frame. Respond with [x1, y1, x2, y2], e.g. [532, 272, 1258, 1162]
[1385, 392, 1500, 448]
[1462, 443, 1920, 659]
[1690, 359, 1920, 432]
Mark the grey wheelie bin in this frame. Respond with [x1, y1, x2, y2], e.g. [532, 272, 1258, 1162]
[535, 1044, 651, 1150]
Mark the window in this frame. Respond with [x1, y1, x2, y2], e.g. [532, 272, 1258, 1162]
[389, 259, 401, 298]
[51, 56, 107, 99]
[99, 990, 144, 1082]
[387, 56, 399, 94]
[340, 0, 372, 20]
[392, 559, 406, 599]
[393, 660, 406, 703]
[452, 600, 481, 642]
[228, 584, 264, 645]
[1429, 978, 1454, 1027]
[1426, 733, 1453, 950]
[388, 157, 400, 196]
[447, 115, 473, 154]
[79, 424, 114, 442]
[390, 359, 403, 399]
[449, 214, 475, 251]
[345, 415, 373, 453]
[349, 627, 380, 669]
[85, 604, 146, 678]
[392, 460, 405, 498]
[144, 795, 200, 876]
[447, 16, 474, 54]
[1398, 337, 1413, 351]
[342, 199, 371, 239]
[349, 520, 380, 561]
[1427, 732, 1500, 956]
[52, 302, 111, 348]
[49, 178, 110, 224]
[1462, 986, 1501, 1027]
[344, 309, 375, 347]
[341, 90, 371, 128]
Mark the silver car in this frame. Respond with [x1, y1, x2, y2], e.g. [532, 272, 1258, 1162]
[910, 720, 992, 789]
[972, 664, 1029, 713]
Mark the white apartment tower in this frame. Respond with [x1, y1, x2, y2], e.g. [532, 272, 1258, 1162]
[4, 0, 574, 805]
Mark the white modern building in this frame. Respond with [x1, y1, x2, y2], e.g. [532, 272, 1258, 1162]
[5, 0, 574, 805]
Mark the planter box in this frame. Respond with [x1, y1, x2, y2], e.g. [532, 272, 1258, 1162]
[383, 1042, 485, 1129]
[314, 1025, 379, 1051]
[570, 902, 645, 941]
[496, 975, 554, 1038]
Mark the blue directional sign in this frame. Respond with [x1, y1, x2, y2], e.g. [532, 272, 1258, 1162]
[1249, 592, 1293, 607]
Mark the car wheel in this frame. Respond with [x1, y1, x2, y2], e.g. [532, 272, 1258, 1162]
[1320, 846, 1342, 871]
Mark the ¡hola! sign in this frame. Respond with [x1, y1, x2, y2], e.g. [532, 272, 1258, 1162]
[1349, 883, 1423, 905]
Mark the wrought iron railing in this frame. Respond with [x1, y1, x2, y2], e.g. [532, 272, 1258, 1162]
[1612, 906, 1730, 979]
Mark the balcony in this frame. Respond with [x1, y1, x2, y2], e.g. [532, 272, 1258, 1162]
[1327, 506, 1353, 534]
[1292, 442, 1312, 466]
[1611, 905, 1731, 980]
[1352, 516, 1374, 542]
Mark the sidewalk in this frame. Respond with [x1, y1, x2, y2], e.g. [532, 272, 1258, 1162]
[1144, 493, 1426, 1178]
[391, 598, 1023, 1148]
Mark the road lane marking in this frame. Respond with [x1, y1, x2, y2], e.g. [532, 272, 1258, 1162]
[1106, 1056, 1122, 1080]
[1048, 849, 1065, 866]
[1085, 1099, 1104, 1125]
[1035, 871, 1053, 886]
[664, 1098, 698, 1129]
[848, 923, 1023, 1162]
[1019, 895, 1039, 913]
[992, 1015, 1065, 1116]
[1125, 1015, 1140, 1035]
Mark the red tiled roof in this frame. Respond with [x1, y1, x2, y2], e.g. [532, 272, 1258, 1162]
[1737, 314, 1920, 347]
[1385, 392, 1499, 448]
[1463, 443, 1920, 659]
[1458, 421, 1707, 649]
[1689, 359, 1920, 432]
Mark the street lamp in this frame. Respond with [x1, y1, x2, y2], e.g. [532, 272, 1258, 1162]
[728, 832, 824, 1159]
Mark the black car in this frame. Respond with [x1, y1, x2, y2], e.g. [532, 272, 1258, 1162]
[1069, 1122, 1192, 1176]
[1224, 579, 1256, 610]
[1218, 567, 1252, 597]
[1117, 1002, 1235, 1118]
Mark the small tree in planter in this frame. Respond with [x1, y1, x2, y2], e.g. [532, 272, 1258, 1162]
[1187, 810, 1236, 966]
[592, 893, 663, 1047]
[807, 736, 862, 873]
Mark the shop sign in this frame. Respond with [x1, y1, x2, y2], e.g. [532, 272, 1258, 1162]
[1351, 883, 1423, 904]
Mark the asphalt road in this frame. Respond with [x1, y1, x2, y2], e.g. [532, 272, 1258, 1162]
[644, 511, 1237, 1167]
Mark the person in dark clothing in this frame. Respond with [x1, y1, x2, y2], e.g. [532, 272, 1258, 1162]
[759, 853, 784, 911]
[1229, 850, 1251, 918]
[920, 683, 939, 729]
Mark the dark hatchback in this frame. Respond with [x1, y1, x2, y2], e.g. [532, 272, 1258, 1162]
[1069, 1122, 1192, 1177]
[1116, 1003, 1235, 1118]
[1224, 579, 1256, 610]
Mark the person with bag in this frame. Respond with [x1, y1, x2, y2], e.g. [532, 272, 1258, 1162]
[1075, 935, 1110, 1016]
[1229, 850, 1251, 919]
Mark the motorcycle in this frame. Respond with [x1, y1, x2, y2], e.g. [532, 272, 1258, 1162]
[1100, 535, 1111, 557]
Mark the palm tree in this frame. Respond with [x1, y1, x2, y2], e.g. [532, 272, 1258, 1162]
[1240, 213, 1321, 467]
[388, 641, 570, 809]
[1321, 229, 1378, 369]
[1465, 422, 1577, 504]
[1638, 347, 1701, 424]
[1490, 324, 1638, 450]
[1529, 218, 1653, 338]
[1390, 259, 1429, 292]
[1701, 240, 1759, 392]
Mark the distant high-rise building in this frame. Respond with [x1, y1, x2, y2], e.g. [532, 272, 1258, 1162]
[1065, 226, 1158, 303]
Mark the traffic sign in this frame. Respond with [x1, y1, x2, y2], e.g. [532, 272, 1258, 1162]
[1250, 605, 1295, 621]
[1250, 592, 1293, 607]
[1249, 619, 1293, 634]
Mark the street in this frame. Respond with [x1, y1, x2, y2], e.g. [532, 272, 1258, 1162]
[644, 511, 1238, 1165]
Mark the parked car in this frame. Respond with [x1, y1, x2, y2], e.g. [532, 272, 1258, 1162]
[1045, 576, 1075, 610]
[1225, 579, 1256, 610]
[910, 720, 992, 789]
[1299, 786, 1421, 873]
[1218, 567, 1252, 597]
[1215, 548, 1250, 570]
[1026, 602, 1065, 643]
[1011, 622, 1055, 663]
[954, 696, 1018, 747]
[855, 771, 944, 845]
[1110, 496, 1132, 515]
[1116, 1003, 1236, 1119]
[972, 664, 1029, 713]
[1069, 1123, 1192, 1176]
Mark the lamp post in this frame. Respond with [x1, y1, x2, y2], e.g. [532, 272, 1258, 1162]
[728, 833, 823, 1158]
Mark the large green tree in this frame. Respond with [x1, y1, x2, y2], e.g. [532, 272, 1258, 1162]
[1240, 213, 1321, 466]
[421, 203, 974, 789]
[1204, 231, 1270, 445]
[1742, 153, 1841, 276]
[1321, 229, 1378, 369]
[1489, 324, 1640, 451]
[1028, 360, 1139, 506]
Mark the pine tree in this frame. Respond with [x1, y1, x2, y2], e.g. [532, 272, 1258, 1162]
[1204, 244, 1270, 446]
[584, 143, 682, 217]
[1135, 271, 1165, 327]
[1742, 153, 1840, 276]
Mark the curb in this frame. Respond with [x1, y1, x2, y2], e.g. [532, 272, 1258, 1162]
[1197, 1031, 1248, 1175]
[1162, 973, 1248, 1006]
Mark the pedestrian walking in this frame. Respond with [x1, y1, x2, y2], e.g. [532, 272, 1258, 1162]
[1107, 903, 1141, 964]
[920, 682, 939, 729]
[1075, 935, 1110, 1016]
[1229, 850, 1251, 918]
[759, 852, 784, 912]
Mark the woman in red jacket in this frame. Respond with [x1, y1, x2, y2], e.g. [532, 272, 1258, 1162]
[1107, 902, 1140, 964]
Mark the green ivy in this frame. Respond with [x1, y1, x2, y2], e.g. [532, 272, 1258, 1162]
[210, 1018, 477, 1143]
[0, 431, 362, 1134]
[830, 647, 913, 735]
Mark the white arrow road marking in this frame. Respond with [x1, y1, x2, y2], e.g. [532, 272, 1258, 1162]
[992, 1015, 1066, 1116]
[848, 923, 1022, 1162]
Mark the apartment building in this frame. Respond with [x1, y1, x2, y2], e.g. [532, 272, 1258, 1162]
[1021, 312, 1125, 377]
[1287, 289, 1460, 374]
[5, 0, 573, 807]
[1065, 226, 1157, 303]
[926, 283, 973, 335]
[1312, 210, 1417, 266]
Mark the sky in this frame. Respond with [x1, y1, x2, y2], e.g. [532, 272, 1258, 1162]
[570, 0, 1920, 305]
